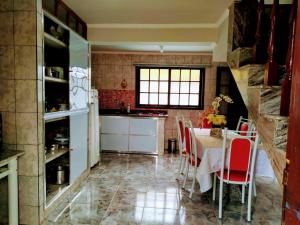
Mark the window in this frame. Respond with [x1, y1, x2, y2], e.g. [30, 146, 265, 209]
[136, 67, 205, 109]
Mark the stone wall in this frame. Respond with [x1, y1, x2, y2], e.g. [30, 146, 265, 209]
[0, 1, 44, 224]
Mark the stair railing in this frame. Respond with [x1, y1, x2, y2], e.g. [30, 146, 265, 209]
[280, 0, 297, 116]
[264, 0, 279, 86]
[253, 0, 266, 64]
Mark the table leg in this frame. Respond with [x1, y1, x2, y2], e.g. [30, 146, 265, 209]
[226, 184, 231, 203]
[8, 159, 18, 225]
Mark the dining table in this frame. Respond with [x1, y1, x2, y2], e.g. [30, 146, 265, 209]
[193, 128, 275, 193]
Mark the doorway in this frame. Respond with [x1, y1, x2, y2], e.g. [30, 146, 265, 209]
[216, 67, 248, 129]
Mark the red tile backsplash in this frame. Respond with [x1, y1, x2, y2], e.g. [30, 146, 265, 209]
[99, 89, 135, 109]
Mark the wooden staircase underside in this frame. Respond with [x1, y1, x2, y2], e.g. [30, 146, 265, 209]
[228, 47, 287, 186]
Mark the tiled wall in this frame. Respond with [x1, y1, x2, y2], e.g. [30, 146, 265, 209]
[91, 53, 217, 149]
[99, 89, 135, 109]
[0, 1, 44, 224]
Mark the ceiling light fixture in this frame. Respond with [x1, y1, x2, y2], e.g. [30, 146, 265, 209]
[160, 45, 164, 53]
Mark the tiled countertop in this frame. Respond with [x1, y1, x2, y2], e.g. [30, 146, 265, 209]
[0, 149, 24, 166]
[99, 109, 168, 118]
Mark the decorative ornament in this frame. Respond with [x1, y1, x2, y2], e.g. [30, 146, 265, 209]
[121, 79, 127, 88]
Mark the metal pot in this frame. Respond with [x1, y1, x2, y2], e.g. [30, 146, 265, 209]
[56, 165, 65, 185]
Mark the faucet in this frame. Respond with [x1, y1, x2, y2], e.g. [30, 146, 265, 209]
[127, 103, 131, 113]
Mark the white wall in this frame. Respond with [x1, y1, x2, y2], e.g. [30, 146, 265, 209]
[212, 15, 229, 62]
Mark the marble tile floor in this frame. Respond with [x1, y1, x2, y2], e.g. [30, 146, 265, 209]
[42, 153, 282, 225]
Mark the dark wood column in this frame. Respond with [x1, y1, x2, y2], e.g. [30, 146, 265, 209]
[264, 0, 279, 85]
[282, 0, 300, 224]
[280, 0, 297, 116]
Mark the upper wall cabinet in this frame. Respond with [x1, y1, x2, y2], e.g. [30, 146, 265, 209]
[42, 0, 87, 39]
[69, 31, 89, 111]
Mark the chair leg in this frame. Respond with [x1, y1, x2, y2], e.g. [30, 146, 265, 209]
[253, 182, 257, 197]
[189, 166, 197, 199]
[247, 182, 253, 222]
[181, 156, 187, 174]
[242, 185, 245, 204]
[213, 173, 217, 201]
[176, 155, 183, 180]
[218, 180, 223, 219]
[182, 162, 189, 190]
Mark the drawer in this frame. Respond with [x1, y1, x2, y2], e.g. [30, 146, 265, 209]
[101, 134, 128, 151]
[129, 135, 157, 153]
[129, 118, 157, 136]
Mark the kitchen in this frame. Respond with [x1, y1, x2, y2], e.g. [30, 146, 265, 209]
[0, 1, 221, 223]
[0, 0, 287, 224]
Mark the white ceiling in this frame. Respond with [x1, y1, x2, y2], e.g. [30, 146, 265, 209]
[63, 0, 234, 53]
[63, 0, 233, 25]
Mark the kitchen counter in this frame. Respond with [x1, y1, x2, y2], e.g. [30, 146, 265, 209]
[99, 109, 168, 118]
[0, 150, 24, 167]
[0, 149, 24, 225]
[100, 115, 165, 155]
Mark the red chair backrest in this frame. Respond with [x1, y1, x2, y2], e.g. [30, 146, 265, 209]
[178, 120, 184, 143]
[185, 127, 191, 154]
[202, 118, 212, 128]
[228, 138, 252, 172]
[239, 123, 249, 136]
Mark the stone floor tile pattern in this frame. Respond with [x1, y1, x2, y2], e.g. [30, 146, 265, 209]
[42, 153, 282, 225]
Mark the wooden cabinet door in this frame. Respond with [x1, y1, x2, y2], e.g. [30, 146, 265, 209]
[70, 113, 88, 183]
[69, 31, 89, 110]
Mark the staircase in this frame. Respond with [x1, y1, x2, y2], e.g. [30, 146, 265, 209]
[228, 48, 287, 184]
[226, 1, 294, 185]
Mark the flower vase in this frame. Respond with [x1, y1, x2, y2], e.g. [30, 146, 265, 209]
[210, 127, 223, 138]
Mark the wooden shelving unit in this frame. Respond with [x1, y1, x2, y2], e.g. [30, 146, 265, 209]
[45, 76, 68, 84]
[44, 32, 67, 48]
[45, 148, 70, 164]
[44, 14, 71, 207]
[42, 10, 89, 208]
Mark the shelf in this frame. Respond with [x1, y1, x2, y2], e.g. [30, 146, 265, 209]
[44, 108, 89, 121]
[45, 76, 68, 84]
[44, 32, 67, 48]
[46, 183, 69, 205]
[45, 148, 70, 164]
[44, 116, 68, 123]
[44, 111, 70, 121]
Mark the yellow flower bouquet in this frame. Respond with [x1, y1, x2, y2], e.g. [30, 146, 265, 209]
[198, 94, 233, 137]
[206, 114, 227, 126]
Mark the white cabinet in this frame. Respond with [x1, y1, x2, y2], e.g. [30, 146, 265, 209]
[100, 116, 165, 154]
[129, 118, 157, 135]
[129, 136, 157, 152]
[101, 117, 129, 134]
[101, 134, 128, 151]
[100, 116, 129, 152]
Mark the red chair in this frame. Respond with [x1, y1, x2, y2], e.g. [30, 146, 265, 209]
[239, 123, 249, 136]
[182, 120, 201, 198]
[212, 129, 259, 221]
[236, 116, 252, 135]
[176, 116, 187, 180]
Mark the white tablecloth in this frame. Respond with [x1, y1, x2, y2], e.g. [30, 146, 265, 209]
[194, 128, 275, 193]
